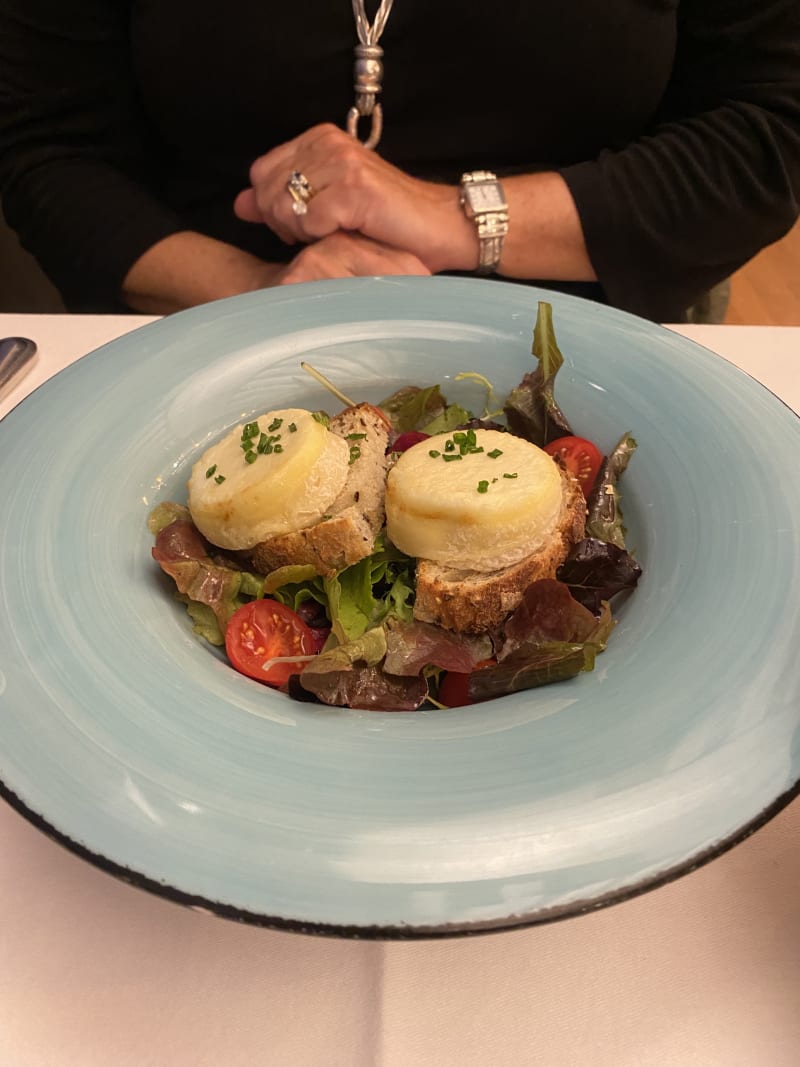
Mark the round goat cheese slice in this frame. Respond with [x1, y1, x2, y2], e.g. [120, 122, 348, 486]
[187, 408, 349, 550]
[385, 428, 563, 571]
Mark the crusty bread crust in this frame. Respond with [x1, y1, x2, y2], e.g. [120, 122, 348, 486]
[247, 403, 390, 578]
[412, 463, 586, 633]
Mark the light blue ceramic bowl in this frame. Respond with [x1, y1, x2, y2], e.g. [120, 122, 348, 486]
[0, 277, 798, 937]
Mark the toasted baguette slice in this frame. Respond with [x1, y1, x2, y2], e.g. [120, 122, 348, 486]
[412, 464, 586, 633]
[247, 403, 390, 578]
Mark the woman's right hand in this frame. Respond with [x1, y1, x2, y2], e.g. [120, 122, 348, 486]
[275, 231, 431, 285]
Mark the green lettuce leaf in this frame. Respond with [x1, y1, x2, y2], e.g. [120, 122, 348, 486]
[300, 626, 388, 674]
[585, 433, 637, 549]
[420, 403, 471, 435]
[503, 301, 574, 446]
[180, 597, 225, 646]
[266, 534, 415, 647]
[379, 384, 447, 432]
[262, 564, 320, 595]
[320, 535, 415, 644]
[148, 501, 191, 535]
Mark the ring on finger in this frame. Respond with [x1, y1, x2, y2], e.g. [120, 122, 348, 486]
[286, 170, 315, 216]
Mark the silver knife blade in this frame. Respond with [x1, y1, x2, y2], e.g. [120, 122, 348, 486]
[0, 337, 38, 399]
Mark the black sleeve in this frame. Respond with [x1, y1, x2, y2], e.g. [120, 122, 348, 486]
[0, 0, 183, 310]
[559, 0, 800, 322]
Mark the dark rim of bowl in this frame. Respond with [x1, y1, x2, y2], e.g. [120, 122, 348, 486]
[0, 774, 797, 940]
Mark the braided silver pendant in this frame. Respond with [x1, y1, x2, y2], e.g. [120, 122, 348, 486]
[347, 43, 384, 150]
[346, 0, 394, 150]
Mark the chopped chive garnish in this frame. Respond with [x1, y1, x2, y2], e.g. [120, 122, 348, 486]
[428, 449, 441, 458]
[349, 445, 362, 464]
[205, 464, 217, 479]
[288, 422, 297, 433]
[442, 453, 463, 462]
[244, 450, 257, 464]
[321, 514, 332, 521]
[444, 440, 455, 452]
[488, 448, 503, 459]
[214, 474, 226, 484]
[492, 477, 498, 483]
[466, 429, 477, 446]
[257, 432, 268, 450]
[242, 421, 259, 439]
[273, 443, 283, 453]
[503, 472, 518, 479]
[312, 411, 329, 427]
[346, 433, 367, 440]
[268, 418, 283, 432]
[477, 480, 489, 494]
[467, 446, 484, 454]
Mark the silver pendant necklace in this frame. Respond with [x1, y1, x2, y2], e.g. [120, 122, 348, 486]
[346, 0, 394, 150]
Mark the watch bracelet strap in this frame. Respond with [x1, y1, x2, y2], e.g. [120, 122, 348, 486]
[475, 211, 509, 275]
[462, 169, 497, 186]
[460, 170, 509, 275]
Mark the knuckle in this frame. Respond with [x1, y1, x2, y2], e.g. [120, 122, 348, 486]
[315, 121, 345, 145]
[340, 143, 366, 175]
[298, 243, 322, 268]
[249, 156, 269, 185]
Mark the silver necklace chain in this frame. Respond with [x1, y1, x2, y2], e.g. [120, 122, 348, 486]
[351, 0, 394, 46]
[347, 0, 395, 149]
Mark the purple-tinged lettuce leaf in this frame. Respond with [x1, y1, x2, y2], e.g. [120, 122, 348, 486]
[457, 417, 508, 433]
[151, 515, 266, 638]
[503, 302, 574, 446]
[465, 581, 615, 702]
[557, 537, 643, 615]
[152, 517, 210, 563]
[466, 642, 596, 703]
[500, 578, 614, 656]
[299, 663, 428, 710]
[297, 624, 432, 709]
[383, 618, 493, 677]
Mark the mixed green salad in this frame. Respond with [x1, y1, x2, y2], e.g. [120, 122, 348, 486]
[149, 303, 642, 710]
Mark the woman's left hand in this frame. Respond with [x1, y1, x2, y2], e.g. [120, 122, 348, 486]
[233, 123, 478, 274]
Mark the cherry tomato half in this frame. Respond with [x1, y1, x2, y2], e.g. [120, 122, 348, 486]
[543, 435, 603, 496]
[225, 600, 326, 687]
[438, 659, 496, 708]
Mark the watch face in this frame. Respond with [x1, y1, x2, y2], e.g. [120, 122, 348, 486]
[465, 181, 506, 213]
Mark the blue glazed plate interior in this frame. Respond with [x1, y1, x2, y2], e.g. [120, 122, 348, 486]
[0, 277, 798, 936]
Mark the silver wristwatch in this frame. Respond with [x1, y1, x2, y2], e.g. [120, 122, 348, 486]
[459, 171, 509, 275]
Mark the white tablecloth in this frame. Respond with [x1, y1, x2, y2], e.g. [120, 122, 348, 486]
[1, 313, 798, 1067]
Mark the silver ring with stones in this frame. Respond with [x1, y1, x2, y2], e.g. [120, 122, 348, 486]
[287, 170, 315, 216]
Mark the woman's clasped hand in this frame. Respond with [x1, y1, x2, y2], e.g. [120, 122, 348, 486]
[234, 123, 472, 277]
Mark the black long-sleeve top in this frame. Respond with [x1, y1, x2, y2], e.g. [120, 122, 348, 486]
[1, 0, 798, 319]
